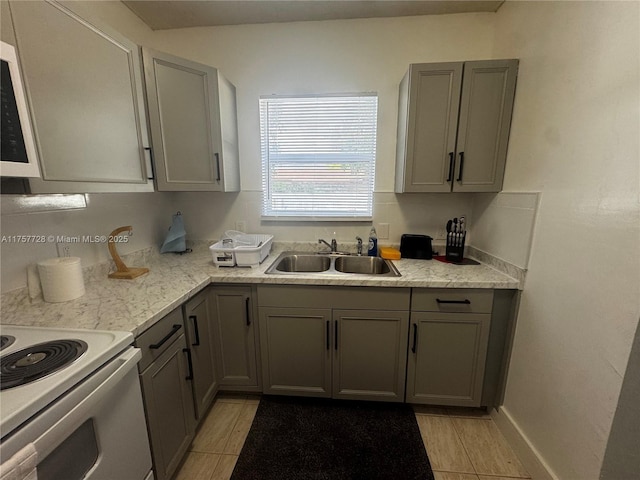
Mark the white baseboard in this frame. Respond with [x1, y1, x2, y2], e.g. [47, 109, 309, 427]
[491, 406, 558, 480]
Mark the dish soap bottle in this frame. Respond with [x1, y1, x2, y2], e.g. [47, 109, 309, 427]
[367, 227, 378, 256]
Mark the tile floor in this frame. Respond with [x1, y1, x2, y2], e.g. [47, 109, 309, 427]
[174, 394, 530, 480]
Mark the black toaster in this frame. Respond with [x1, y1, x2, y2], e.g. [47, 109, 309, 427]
[400, 234, 433, 260]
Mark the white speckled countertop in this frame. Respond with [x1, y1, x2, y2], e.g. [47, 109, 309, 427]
[0, 243, 520, 337]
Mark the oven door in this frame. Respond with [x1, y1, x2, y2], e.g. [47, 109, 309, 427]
[0, 347, 153, 480]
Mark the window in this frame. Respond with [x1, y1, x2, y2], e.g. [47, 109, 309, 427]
[260, 94, 378, 220]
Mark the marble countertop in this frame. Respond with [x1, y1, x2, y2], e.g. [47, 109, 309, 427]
[0, 243, 519, 337]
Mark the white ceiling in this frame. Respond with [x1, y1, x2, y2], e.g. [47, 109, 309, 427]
[123, 1, 504, 30]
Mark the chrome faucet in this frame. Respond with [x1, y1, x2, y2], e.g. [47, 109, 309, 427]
[356, 236, 363, 256]
[318, 238, 337, 252]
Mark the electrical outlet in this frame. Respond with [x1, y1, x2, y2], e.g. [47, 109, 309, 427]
[378, 223, 389, 240]
[235, 220, 247, 232]
[56, 241, 73, 257]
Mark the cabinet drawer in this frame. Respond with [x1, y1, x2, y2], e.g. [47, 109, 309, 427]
[411, 289, 493, 314]
[257, 285, 410, 310]
[136, 306, 184, 372]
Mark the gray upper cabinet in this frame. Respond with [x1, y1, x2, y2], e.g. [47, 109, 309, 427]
[396, 63, 462, 193]
[143, 48, 240, 192]
[9, 0, 153, 193]
[396, 59, 518, 193]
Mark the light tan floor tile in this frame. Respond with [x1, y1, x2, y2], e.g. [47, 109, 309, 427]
[478, 476, 527, 480]
[446, 407, 492, 419]
[434, 472, 479, 480]
[451, 418, 530, 478]
[216, 392, 248, 403]
[416, 415, 475, 473]
[192, 401, 244, 454]
[413, 404, 448, 416]
[224, 402, 259, 454]
[210, 454, 238, 480]
[174, 451, 220, 480]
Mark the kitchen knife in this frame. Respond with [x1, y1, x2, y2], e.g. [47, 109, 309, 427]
[453, 218, 458, 245]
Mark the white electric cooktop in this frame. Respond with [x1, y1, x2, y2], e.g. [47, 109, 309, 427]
[0, 325, 133, 438]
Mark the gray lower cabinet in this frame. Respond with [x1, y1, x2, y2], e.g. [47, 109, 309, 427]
[333, 309, 409, 402]
[406, 289, 493, 407]
[259, 307, 332, 397]
[136, 308, 196, 480]
[183, 287, 219, 421]
[209, 286, 261, 390]
[256, 285, 411, 402]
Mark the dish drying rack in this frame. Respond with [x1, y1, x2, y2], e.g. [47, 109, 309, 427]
[209, 231, 273, 267]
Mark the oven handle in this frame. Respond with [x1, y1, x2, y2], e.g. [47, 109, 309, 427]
[31, 348, 141, 462]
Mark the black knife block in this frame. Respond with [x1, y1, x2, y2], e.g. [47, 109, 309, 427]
[445, 231, 466, 263]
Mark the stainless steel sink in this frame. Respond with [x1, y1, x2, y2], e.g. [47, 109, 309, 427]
[334, 256, 396, 275]
[270, 254, 331, 273]
[265, 252, 400, 277]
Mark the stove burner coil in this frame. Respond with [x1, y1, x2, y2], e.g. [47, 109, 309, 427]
[0, 335, 16, 351]
[0, 340, 88, 390]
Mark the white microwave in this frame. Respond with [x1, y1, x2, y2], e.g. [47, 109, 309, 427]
[1, 40, 40, 178]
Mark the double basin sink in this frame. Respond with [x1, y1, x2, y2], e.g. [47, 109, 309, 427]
[265, 251, 401, 277]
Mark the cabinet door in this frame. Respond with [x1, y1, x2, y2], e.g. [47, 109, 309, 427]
[9, 0, 153, 193]
[407, 312, 490, 407]
[396, 62, 462, 193]
[453, 59, 518, 192]
[332, 310, 409, 402]
[184, 288, 218, 421]
[143, 48, 219, 192]
[143, 47, 239, 192]
[259, 307, 332, 397]
[209, 286, 259, 388]
[139, 334, 195, 480]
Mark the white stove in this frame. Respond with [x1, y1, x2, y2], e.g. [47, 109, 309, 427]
[1, 325, 133, 436]
[0, 324, 153, 480]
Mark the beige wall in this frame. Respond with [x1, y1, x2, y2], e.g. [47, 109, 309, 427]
[2, 4, 639, 477]
[149, 14, 496, 243]
[491, 1, 640, 478]
[149, 13, 496, 193]
[0, 8, 496, 293]
[0, 0, 176, 293]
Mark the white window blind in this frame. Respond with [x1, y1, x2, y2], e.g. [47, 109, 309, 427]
[260, 94, 378, 220]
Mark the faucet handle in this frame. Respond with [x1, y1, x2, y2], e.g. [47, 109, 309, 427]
[356, 236, 363, 255]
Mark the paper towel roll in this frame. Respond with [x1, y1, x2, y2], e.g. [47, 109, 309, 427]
[37, 257, 85, 303]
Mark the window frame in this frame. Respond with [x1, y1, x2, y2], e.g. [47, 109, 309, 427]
[260, 93, 378, 222]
